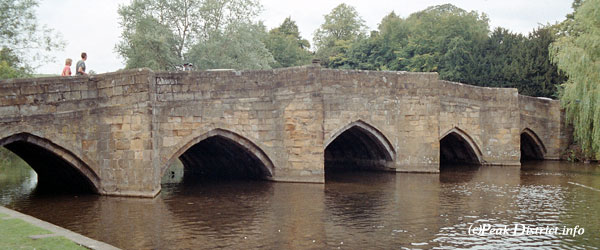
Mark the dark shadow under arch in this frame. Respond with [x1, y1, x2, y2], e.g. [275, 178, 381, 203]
[520, 128, 546, 161]
[439, 128, 483, 167]
[0, 133, 100, 194]
[163, 129, 274, 182]
[325, 120, 395, 173]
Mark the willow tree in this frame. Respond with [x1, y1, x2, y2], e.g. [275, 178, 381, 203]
[550, 0, 600, 159]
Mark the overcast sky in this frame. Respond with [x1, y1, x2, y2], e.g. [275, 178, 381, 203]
[34, 0, 573, 74]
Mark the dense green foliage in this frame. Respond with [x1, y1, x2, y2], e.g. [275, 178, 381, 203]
[315, 4, 565, 98]
[313, 3, 367, 68]
[117, 0, 272, 70]
[0, 0, 64, 79]
[550, 0, 600, 159]
[115, 2, 566, 98]
[186, 21, 275, 69]
[264, 17, 312, 68]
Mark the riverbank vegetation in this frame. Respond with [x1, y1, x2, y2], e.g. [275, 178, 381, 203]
[550, 0, 600, 160]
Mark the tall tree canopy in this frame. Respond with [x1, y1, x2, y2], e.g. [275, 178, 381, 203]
[550, 0, 600, 159]
[323, 4, 564, 98]
[116, 0, 270, 70]
[331, 4, 490, 73]
[187, 21, 274, 70]
[313, 3, 367, 67]
[0, 0, 64, 79]
[401, 4, 489, 73]
[264, 17, 312, 68]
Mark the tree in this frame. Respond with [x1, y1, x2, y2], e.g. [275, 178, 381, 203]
[186, 21, 274, 70]
[116, 0, 266, 70]
[401, 4, 489, 74]
[331, 5, 489, 74]
[0, 48, 28, 79]
[369, 12, 410, 71]
[521, 26, 566, 97]
[0, 0, 64, 79]
[441, 36, 480, 83]
[550, 0, 600, 159]
[116, 15, 181, 70]
[313, 3, 367, 67]
[474, 27, 528, 88]
[264, 17, 312, 68]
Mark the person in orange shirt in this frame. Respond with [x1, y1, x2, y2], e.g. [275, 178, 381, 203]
[61, 58, 72, 76]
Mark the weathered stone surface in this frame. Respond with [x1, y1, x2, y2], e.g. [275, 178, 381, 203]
[0, 66, 569, 197]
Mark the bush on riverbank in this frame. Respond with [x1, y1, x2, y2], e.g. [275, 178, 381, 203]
[562, 143, 597, 163]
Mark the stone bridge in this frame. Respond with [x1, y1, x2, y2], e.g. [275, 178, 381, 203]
[0, 65, 571, 197]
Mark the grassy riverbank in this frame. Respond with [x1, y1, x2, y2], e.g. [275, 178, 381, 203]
[0, 213, 86, 249]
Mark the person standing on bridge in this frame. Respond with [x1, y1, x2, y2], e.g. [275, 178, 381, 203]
[76, 52, 87, 75]
[61, 58, 72, 76]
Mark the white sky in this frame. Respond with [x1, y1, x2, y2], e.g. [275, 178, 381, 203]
[35, 0, 573, 74]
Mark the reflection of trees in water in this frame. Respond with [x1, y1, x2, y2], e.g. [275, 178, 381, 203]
[0, 147, 32, 184]
[161, 159, 184, 184]
[519, 161, 600, 248]
[0, 147, 38, 205]
[431, 164, 598, 247]
[438, 165, 479, 184]
[324, 172, 394, 225]
[162, 180, 277, 248]
[4, 158, 599, 249]
[323, 172, 447, 247]
[438, 166, 522, 223]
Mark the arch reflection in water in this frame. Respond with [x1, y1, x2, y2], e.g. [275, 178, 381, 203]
[325, 121, 394, 175]
[0, 133, 98, 194]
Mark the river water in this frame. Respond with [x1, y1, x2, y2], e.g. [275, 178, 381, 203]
[1, 160, 599, 249]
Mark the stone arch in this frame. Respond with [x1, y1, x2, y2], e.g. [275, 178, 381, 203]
[439, 127, 483, 165]
[0, 132, 100, 193]
[162, 128, 274, 180]
[325, 120, 395, 170]
[520, 128, 546, 161]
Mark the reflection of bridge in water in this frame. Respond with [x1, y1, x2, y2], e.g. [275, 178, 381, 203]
[0, 65, 570, 197]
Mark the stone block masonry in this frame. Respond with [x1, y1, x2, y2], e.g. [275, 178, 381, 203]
[0, 66, 570, 197]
